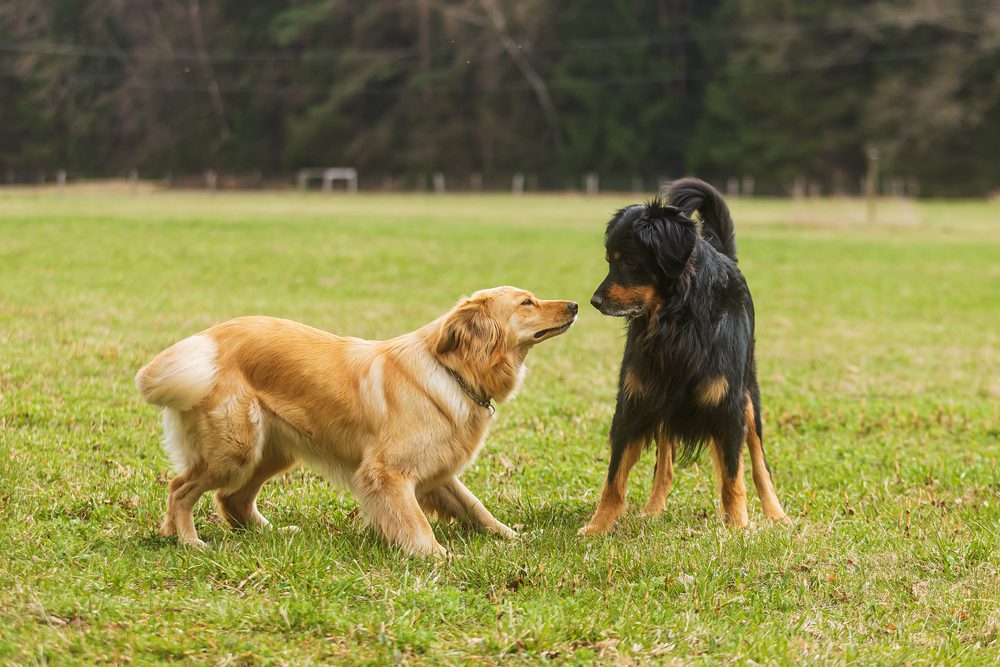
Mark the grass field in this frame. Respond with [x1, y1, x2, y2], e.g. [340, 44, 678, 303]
[1, 188, 997, 664]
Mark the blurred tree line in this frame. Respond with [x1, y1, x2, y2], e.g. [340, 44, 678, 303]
[1, 0, 997, 195]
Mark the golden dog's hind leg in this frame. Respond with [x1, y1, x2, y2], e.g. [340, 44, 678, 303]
[578, 439, 643, 536]
[159, 475, 185, 537]
[642, 432, 675, 517]
[165, 397, 265, 547]
[356, 461, 446, 557]
[419, 478, 517, 538]
[215, 448, 296, 529]
[166, 471, 216, 548]
[744, 398, 789, 523]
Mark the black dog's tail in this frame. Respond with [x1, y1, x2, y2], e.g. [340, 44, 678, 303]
[668, 178, 737, 260]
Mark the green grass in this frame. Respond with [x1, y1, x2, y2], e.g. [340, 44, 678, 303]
[1, 189, 997, 665]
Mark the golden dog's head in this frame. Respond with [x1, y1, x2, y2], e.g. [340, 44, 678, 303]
[434, 286, 577, 402]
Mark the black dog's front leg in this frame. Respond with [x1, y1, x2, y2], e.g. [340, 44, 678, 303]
[578, 400, 647, 536]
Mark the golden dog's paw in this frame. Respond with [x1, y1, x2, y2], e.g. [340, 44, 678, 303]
[182, 537, 208, 549]
[409, 541, 449, 559]
[493, 523, 518, 539]
[577, 522, 611, 537]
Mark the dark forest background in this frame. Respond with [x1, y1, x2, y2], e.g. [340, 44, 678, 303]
[1, 0, 998, 195]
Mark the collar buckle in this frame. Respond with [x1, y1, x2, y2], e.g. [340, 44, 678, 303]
[444, 367, 495, 415]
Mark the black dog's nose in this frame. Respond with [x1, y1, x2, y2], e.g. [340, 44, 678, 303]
[568, 302, 579, 315]
[590, 294, 603, 310]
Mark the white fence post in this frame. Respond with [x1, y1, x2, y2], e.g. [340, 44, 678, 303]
[865, 147, 880, 224]
[726, 177, 739, 196]
[584, 173, 599, 196]
[792, 176, 806, 199]
[890, 176, 904, 197]
[512, 173, 525, 195]
[657, 175, 669, 196]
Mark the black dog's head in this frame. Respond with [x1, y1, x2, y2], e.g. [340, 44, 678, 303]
[591, 198, 697, 317]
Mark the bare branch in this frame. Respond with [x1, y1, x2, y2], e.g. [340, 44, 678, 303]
[477, 0, 563, 149]
[187, 0, 230, 142]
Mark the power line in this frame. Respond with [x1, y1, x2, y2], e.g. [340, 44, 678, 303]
[496, 2, 1000, 56]
[0, 42, 986, 98]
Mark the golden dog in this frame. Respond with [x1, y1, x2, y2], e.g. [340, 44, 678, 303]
[136, 287, 577, 556]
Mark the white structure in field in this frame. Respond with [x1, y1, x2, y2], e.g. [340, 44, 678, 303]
[296, 167, 358, 194]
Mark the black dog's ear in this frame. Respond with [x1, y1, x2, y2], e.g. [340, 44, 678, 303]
[635, 208, 697, 280]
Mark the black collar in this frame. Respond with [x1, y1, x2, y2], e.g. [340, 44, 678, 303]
[443, 366, 495, 416]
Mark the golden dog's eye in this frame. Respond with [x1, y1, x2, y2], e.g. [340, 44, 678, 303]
[521, 299, 533, 306]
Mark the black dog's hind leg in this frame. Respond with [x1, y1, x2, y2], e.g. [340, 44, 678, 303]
[744, 390, 789, 523]
[710, 426, 749, 529]
[642, 427, 675, 517]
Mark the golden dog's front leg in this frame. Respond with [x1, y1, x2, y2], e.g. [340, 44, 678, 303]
[355, 461, 447, 558]
[420, 478, 517, 539]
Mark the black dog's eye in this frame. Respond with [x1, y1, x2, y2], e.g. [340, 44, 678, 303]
[521, 299, 533, 306]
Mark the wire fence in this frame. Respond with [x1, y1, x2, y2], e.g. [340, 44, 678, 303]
[0, 168, 923, 199]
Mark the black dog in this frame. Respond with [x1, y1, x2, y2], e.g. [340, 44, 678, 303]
[579, 178, 789, 535]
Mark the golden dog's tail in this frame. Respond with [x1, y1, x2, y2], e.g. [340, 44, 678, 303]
[135, 334, 218, 411]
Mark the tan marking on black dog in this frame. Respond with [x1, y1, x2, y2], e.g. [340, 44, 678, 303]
[578, 439, 643, 536]
[696, 376, 729, 406]
[642, 428, 674, 516]
[623, 368, 645, 399]
[744, 396, 790, 523]
[710, 439, 748, 529]
[606, 283, 659, 308]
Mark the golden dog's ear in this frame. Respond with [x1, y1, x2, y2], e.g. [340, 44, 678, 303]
[436, 300, 503, 359]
